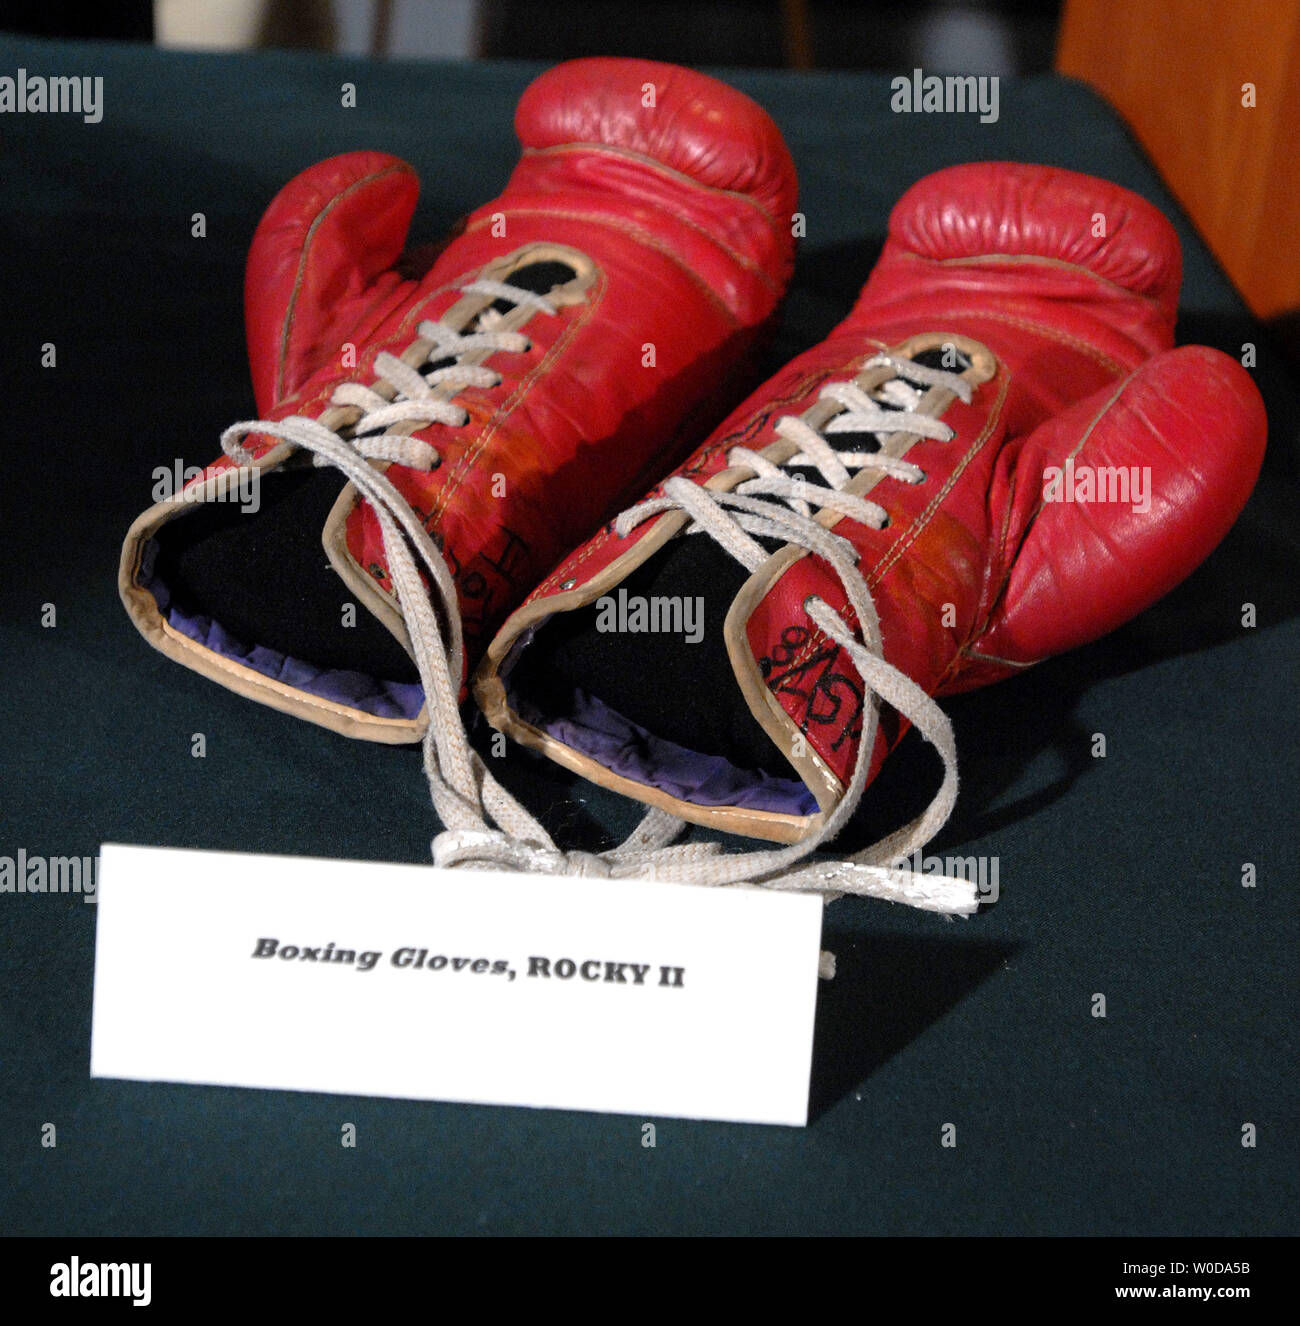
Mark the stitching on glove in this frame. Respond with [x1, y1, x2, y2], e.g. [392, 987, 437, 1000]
[522, 142, 790, 228]
[466, 207, 747, 321]
[425, 268, 607, 531]
[276, 161, 417, 404]
[894, 247, 1175, 309]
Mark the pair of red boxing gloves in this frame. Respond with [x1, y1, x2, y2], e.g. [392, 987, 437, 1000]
[120, 58, 1266, 911]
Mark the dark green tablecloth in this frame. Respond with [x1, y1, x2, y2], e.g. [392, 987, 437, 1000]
[1, 34, 1295, 1236]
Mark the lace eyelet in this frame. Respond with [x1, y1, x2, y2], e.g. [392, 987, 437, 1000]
[878, 515, 892, 529]
[911, 468, 927, 483]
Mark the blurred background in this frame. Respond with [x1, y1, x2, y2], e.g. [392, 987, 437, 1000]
[1, 0, 1296, 345]
[0, 0, 1063, 73]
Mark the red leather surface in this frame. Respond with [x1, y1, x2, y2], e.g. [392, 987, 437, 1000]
[883, 160, 1181, 339]
[244, 151, 419, 415]
[515, 56, 798, 222]
[212, 58, 797, 676]
[968, 343, 1266, 677]
[520, 163, 1266, 801]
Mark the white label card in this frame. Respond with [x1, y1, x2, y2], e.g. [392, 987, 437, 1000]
[90, 843, 824, 1126]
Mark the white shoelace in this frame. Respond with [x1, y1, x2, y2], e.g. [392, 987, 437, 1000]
[221, 322, 983, 915]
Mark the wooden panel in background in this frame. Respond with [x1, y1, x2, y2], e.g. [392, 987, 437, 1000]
[1057, 0, 1300, 320]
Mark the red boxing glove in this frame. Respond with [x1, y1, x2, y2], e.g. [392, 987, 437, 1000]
[120, 58, 797, 743]
[477, 163, 1266, 872]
